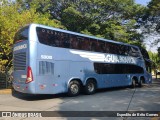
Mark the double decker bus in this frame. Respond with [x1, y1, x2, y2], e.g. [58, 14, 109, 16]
[12, 23, 152, 96]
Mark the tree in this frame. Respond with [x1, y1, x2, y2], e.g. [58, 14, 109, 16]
[18, 0, 145, 45]
[138, 0, 160, 52]
[0, 0, 151, 71]
[158, 47, 160, 58]
[147, 0, 160, 34]
[157, 47, 160, 69]
[49, 0, 145, 44]
[148, 51, 159, 64]
[0, 0, 64, 71]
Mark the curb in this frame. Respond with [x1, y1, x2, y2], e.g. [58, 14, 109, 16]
[0, 89, 12, 94]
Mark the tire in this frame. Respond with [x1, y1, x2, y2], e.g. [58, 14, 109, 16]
[138, 79, 143, 87]
[84, 80, 96, 95]
[131, 78, 136, 88]
[68, 81, 80, 97]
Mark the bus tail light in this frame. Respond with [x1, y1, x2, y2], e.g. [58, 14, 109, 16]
[26, 66, 33, 84]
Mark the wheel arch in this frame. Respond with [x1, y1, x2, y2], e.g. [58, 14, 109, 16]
[131, 76, 138, 84]
[139, 76, 145, 83]
[84, 77, 97, 87]
[67, 78, 83, 89]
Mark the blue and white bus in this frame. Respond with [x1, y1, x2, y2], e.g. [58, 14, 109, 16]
[12, 23, 152, 96]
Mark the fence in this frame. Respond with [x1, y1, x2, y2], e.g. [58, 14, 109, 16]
[0, 69, 12, 89]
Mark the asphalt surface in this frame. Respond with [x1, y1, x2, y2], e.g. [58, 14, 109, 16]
[0, 79, 160, 120]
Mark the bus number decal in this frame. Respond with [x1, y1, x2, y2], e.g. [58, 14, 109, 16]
[41, 55, 53, 59]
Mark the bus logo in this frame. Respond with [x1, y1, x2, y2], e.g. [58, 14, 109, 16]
[13, 44, 27, 51]
[70, 50, 136, 64]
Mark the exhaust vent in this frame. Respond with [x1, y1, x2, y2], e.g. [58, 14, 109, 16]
[39, 61, 54, 75]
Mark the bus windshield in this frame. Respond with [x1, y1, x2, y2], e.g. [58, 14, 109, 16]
[14, 26, 29, 43]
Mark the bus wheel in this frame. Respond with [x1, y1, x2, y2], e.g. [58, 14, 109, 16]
[84, 80, 96, 95]
[68, 81, 80, 97]
[138, 78, 143, 87]
[131, 78, 136, 88]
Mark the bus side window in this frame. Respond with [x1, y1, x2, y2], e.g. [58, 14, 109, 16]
[96, 41, 100, 52]
[83, 38, 90, 51]
[37, 28, 47, 45]
[55, 32, 61, 47]
[105, 42, 110, 53]
[129, 47, 140, 58]
[113, 44, 118, 54]
[90, 39, 97, 52]
[119, 45, 125, 55]
[110, 43, 120, 55]
[77, 37, 83, 50]
[97, 40, 106, 53]
[49, 30, 56, 47]
[124, 46, 129, 55]
[63, 33, 70, 48]
[140, 47, 150, 59]
[70, 36, 74, 49]
[77, 37, 90, 51]
[70, 35, 79, 49]
[119, 45, 129, 56]
[109, 43, 115, 54]
[59, 33, 64, 47]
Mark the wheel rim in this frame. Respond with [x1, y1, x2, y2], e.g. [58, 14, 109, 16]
[70, 84, 79, 94]
[87, 83, 94, 92]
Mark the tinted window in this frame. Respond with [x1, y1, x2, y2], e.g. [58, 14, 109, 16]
[83, 38, 90, 51]
[78, 37, 90, 51]
[94, 63, 144, 74]
[37, 27, 55, 46]
[55, 32, 64, 47]
[14, 26, 29, 43]
[36, 27, 70, 48]
[77, 37, 84, 50]
[96, 40, 106, 52]
[145, 61, 151, 73]
[36, 27, 140, 58]
[105, 42, 111, 53]
[70, 35, 79, 49]
[118, 45, 129, 55]
[106, 43, 119, 54]
[140, 47, 150, 59]
[90, 39, 98, 52]
[63, 33, 70, 48]
[129, 47, 141, 58]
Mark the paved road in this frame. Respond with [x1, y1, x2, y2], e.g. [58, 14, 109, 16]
[0, 79, 160, 120]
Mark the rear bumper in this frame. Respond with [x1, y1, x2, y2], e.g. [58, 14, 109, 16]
[12, 81, 35, 94]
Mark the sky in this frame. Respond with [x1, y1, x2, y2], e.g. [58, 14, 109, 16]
[135, 0, 151, 6]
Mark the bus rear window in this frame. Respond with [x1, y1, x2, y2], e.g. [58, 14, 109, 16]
[14, 26, 29, 43]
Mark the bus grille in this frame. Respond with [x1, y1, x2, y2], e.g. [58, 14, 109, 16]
[14, 52, 26, 71]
